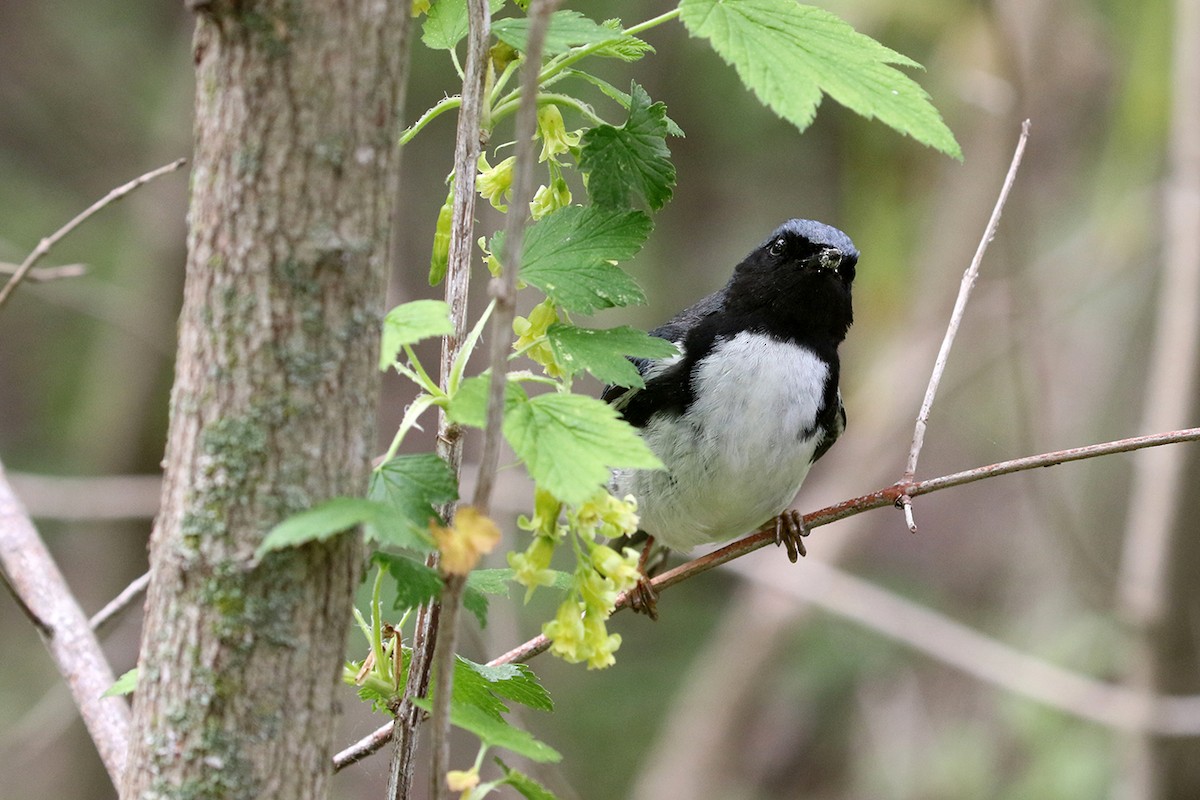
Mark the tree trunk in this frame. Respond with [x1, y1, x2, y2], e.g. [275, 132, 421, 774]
[123, 3, 408, 797]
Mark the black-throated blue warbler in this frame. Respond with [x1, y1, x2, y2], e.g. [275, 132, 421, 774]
[603, 219, 857, 616]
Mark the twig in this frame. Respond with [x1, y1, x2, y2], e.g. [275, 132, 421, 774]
[387, 4, 488, 798]
[473, 0, 560, 512]
[0, 457, 131, 784]
[334, 426, 1200, 769]
[428, 5, 558, 799]
[7, 472, 161, 520]
[89, 571, 150, 633]
[0, 263, 88, 282]
[724, 557, 1200, 735]
[0, 159, 185, 312]
[900, 121, 1030, 531]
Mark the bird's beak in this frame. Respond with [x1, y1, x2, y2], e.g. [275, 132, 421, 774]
[814, 247, 843, 272]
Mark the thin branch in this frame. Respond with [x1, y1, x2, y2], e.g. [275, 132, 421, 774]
[0, 457, 130, 784]
[89, 571, 150, 633]
[0, 263, 88, 282]
[429, 4, 558, 799]
[388, 3, 487, 798]
[724, 557, 1200, 736]
[900, 121, 1030, 530]
[7, 472, 162, 520]
[473, 0, 560, 513]
[0, 158, 186, 312]
[334, 426, 1200, 769]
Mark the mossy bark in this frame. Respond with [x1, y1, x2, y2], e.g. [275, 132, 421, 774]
[123, 3, 408, 797]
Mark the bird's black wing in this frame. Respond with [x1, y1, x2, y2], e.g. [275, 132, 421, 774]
[810, 391, 846, 464]
[600, 287, 729, 426]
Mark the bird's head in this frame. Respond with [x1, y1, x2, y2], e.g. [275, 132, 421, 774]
[726, 219, 858, 342]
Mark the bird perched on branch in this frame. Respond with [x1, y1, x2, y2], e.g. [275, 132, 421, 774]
[604, 219, 858, 617]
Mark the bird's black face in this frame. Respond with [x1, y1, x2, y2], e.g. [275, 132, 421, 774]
[759, 230, 857, 288]
[726, 219, 858, 343]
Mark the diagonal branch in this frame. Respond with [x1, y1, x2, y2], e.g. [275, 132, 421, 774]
[0, 158, 185, 312]
[0, 457, 130, 785]
[334, 425, 1200, 769]
[900, 121, 1030, 531]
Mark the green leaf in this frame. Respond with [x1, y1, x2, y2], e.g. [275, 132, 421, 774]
[454, 657, 554, 718]
[579, 82, 676, 211]
[564, 70, 684, 137]
[679, 0, 961, 159]
[422, 0, 506, 50]
[492, 10, 615, 55]
[504, 392, 662, 505]
[516, 206, 651, 313]
[588, 19, 655, 62]
[380, 299, 454, 371]
[374, 552, 443, 611]
[368, 454, 458, 549]
[546, 323, 677, 388]
[445, 373, 528, 428]
[103, 668, 138, 698]
[412, 697, 561, 762]
[497, 759, 560, 800]
[258, 497, 386, 556]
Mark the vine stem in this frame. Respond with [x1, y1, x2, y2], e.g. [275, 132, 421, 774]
[334, 425, 1200, 770]
[900, 120, 1030, 530]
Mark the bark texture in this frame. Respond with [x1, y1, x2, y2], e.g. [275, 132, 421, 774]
[123, 2, 407, 797]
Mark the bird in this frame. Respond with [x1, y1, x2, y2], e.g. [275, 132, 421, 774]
[603, 218, 858, 617]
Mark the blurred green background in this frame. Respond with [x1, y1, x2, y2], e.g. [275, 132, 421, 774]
[3, 0, 1198, 798]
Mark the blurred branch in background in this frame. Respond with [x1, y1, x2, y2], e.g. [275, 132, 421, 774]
[0, 158, 185, 312]
[7, 472, 160, 520]
[0, 263, 88, 282]
[0, 457, 128, 785]
[1115, 0, 1200, 796]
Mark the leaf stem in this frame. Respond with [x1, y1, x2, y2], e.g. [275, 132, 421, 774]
[400, 96, 464, 146]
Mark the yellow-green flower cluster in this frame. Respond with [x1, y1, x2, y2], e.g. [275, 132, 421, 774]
[544, 541, 641, 670]
[537, 105, 581, 164]
[511, 298, 563, 378]
[572, 491, 639, 541]
[529, 176, 571, 221]
[509, 486, 643, 669]
[476, 153, 516, 212]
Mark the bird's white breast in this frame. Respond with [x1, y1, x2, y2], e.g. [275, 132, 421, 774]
[614, 331, 829, 551]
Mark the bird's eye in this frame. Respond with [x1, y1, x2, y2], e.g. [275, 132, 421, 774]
[768, 238, 786, 257]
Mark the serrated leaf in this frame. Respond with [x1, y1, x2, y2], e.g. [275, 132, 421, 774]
[374, 552, 443, 611]
[445, 373, 528, 428]
[492, 10, 615, 55]
[411, 697, 561, 763]
[589, 19, 655, 63]
[515, 206, 651, 313]
[422, 0, 506, 50]
[454, 657, 555, 718]
[546, 323, 677, 387]
[380, 300, 454, 370]
[103, 668, 138, 698]
[679, 0, 961, 159]
[368, 454, 458, 550]
[579, 82, 676, 211]
[565, 70, 685, 137]
[497, 759, 560, 800]
[258, 497, 386, 556]
[504, 392, 661, 505]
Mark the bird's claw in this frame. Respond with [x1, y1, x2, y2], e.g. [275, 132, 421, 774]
[774, 510, 809, 563]
[628, 576, 659, 621]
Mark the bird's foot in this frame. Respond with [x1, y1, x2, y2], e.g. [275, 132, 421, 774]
[627, 536, 661, 620]
[773, 510, 809, 563]
[628, 576, 659, 621]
